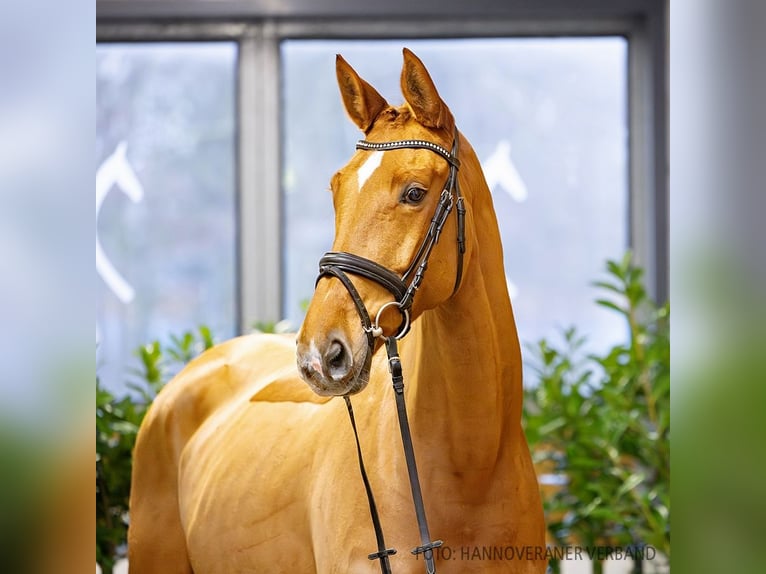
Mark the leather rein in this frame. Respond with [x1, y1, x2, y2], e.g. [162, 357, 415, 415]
[315, 128, 465, 574]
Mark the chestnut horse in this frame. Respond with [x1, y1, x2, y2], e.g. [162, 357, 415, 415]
[128, 49, 545, 573]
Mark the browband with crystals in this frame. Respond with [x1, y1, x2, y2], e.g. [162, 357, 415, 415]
[356, 139, 460, 169]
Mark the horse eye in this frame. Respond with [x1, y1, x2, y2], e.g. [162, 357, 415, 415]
[404, 187, 426, 204]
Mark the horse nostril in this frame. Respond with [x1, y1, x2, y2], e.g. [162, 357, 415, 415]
[326, 341, 342, 364]
[324, 339, 351, 380]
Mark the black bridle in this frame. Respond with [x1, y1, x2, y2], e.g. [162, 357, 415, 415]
[318, 128, 465, 345]
[315, 128, 466, 574]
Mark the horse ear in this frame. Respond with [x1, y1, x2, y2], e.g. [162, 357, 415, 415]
[336, 54, 389, 133]
[400, 48, 454, 130]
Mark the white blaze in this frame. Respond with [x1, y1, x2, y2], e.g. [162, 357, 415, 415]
[356, 151, 384, 192]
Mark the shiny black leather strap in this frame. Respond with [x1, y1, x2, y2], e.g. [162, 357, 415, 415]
[385, 337, 442, 574]
[316, 265, 375, 350]
[344, 396, 397, 573]
[399, 188, 454, 309]
[320, 252, 408, 303]
[449, 133, 465, 295]
[318, 256, 410, 340]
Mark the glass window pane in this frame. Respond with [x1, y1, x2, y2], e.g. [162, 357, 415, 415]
[96, 42, 237, 394]
[282, 38, 628, 355]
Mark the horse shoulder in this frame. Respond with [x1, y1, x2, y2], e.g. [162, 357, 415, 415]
[130, 332, 322, 572]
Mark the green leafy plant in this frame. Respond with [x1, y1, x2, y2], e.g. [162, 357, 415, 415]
[524, 253, 670, 574]
[96, 326, 214, 574]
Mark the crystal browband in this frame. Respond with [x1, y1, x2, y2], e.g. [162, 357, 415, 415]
[356, 139, 460, 168]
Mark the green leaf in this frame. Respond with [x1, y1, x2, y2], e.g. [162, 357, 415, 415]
[252, 321, 277, 333]
[198, 325, 214, 349]
[616, 472, 645, 498]
[581, 496, 603, 517]
[606, 259, 625, 280]
[595, 298, 627, 315]
[592, 280, 623, 295]
[569, 456, 603, 470]
[110, 421, 139, 435]
[538, 417, 567, 435]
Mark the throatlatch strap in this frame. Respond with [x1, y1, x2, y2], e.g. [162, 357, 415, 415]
[344, 396, 397, 573]
[385, 337, 443, 574]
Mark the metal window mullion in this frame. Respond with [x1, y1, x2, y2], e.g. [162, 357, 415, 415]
[96, 22, 249, 41]
[274, 18, 635, 39]
[648, 7, 669, 305]
[627, 11, 668, 305]
[238, 23, 282, 333]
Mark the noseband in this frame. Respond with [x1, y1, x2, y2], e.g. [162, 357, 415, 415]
[317, 127, 465, 347]
[314, 128, 465, 574]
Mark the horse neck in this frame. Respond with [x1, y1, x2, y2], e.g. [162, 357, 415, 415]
[398, 148, 525, 474]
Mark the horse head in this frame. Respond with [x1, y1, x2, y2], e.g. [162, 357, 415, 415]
[296, 49, 473, 397]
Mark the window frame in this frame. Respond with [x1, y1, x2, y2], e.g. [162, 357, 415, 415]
[97, 0, 668, 333]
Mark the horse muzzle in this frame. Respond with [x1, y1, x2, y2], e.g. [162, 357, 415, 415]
[296, 330, 372, 396]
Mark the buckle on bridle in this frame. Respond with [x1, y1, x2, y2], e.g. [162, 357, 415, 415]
[367, 547, 397, 561]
